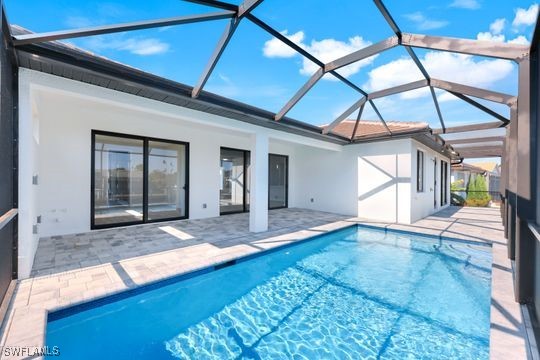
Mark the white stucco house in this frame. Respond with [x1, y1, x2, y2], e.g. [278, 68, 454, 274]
[12, 29, 451, 278]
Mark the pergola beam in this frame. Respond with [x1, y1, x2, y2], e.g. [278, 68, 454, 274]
[457, 150, 503, 158]
[431, 78, 516, 105]
[446, 136, 505, 144]
[455, 145, 504, 152]
[275, 68, 324, 121]
[401, 33, 530, 61]
[367, 79, 428, 100]
[432, 121, 503, 134]
[323, 97, 367, 134]
[12, 11, 236, 46]
[457, 147, 503, 156]
[447, 90, 510, 124]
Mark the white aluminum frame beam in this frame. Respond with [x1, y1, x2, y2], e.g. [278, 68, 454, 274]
[367, 79, 428, 100]
[325, 36, 399, 72]
[12, 11, 236, 46]
[275, 36, 398, 121]
[323, 97, 367, 134]
[431, 78, 516, 105]
[401, 33, 530, 61]
[446, 136, 505, 144]
[432, 121, 503, 134]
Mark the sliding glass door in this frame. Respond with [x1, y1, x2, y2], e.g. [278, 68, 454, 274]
[148, 141, 188, 221]
[219, 148, 288, 214]
[220, 148, 250, 214]
[93, 134, 144, 226]
[92, 131, 188, 229]
[269, 154, 288, 209]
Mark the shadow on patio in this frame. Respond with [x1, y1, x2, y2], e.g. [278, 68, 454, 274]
[30, 208, 350, 278]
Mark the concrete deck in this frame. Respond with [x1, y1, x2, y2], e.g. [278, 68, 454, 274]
[0, 207, 532, 359]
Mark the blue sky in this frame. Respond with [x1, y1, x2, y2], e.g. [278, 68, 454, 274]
[5, 0, 539, 130]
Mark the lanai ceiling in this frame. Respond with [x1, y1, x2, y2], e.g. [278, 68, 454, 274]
[4, 0, 533, 159]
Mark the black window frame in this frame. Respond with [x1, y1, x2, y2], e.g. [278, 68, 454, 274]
[219, 147, 250, 215]
[268, 154, 289, 210]
[417, 150, 424, 193]
[441, 160, 449, 205]
[91, 130, 190, 230]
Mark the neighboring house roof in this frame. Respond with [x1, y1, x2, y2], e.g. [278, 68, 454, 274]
[322, 120, 430, 139]
[451, 162, 486, 174]
[471, 162, 501, 175]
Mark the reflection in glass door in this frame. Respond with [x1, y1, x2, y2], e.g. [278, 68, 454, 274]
[220, 148, 249, 214]
[92, 131, 189, 229]
[148, 141, 187, 221]
[93, 134, 144, 226]
[269, 154, 288, 209]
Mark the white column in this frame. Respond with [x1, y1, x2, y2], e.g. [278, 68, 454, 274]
[249, 132, 269, 232]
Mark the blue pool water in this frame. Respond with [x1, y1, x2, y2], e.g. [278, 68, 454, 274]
[46, 225, 492, 359]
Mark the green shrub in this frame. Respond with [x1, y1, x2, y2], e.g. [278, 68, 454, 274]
[451, 179, 465, 192]
[465, 174, 491, 207]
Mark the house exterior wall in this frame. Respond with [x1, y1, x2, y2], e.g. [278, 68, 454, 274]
[17, 69, 341, 277]
[410, 140, 451, 222]
[355, 139, 412, 223]
[17, 68, 451, 278]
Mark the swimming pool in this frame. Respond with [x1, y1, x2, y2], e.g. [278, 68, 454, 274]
[46, 225, 492, 359]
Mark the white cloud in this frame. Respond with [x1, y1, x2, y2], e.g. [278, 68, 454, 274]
[476, 31, 505, 43]
[449, 0, 481, 10]
[476, 16, 531, 45]
[363, 52, 514, 101]
[263, 30, 305, 58]
[508, 35, 530, 45]
[404, 12, 449, 30]
[489, 18, 506, 34]
[263, 31, 376, 80]
[84, 36, 170, 56]
[512, 4, 539, 28]
[118, 38, 170, 55]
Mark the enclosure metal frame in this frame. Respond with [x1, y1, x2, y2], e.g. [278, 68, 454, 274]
[3, 0, 540, 316]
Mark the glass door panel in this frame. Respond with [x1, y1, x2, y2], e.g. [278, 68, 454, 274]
[148, 141, 187, 221]
[220, 148, 247, 214]
[93, 134, 144, 226]
[269, 154, 288, 209]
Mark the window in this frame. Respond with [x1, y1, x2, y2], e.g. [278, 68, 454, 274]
[269, 154, 288, 209]
[441, 160, 449, 205]
[92, 131, 189, 229]
[417, 150, 424, 192]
